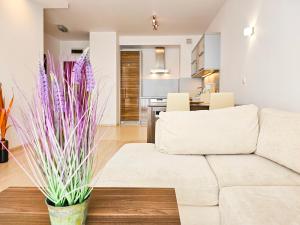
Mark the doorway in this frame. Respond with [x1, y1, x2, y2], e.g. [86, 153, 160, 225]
[120, 51, 140, 122]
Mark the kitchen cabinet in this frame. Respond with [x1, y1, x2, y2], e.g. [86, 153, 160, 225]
[191, 33, 220, 78]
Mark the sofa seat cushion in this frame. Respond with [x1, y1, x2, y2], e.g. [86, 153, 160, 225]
[206, 154, 300, 188]
[220, 186, 300, 225]
[179, 205, 220, 225]
[256, 108, 300, 173]
[95, 143, 219, 206]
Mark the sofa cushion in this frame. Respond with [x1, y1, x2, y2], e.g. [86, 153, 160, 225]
[156, 105, 259, 155]
[206, 154, 300, 187]
[95, 143, 219, 206]
[256, 108, 300, 173]
[179, 205, 220, 225]
[220, 186, 300, 225]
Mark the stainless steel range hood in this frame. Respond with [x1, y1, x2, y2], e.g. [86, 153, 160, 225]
[150, 47, 170, 74]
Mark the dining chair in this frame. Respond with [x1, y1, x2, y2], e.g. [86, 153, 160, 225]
[209, 92, 235, 110]
[199, 92, 211, 104]
[166, 93, 190, 111]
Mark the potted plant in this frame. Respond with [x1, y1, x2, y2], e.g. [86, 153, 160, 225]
[9, 49, 100, 225]
[0, 83, 14, 163]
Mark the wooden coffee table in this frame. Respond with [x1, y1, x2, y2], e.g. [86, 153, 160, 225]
[0, 187, 181, 225]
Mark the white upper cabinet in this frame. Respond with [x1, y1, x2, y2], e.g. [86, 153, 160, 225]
[191, 33, 220, 78]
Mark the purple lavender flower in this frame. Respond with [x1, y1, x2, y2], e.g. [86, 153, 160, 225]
[53, 81, 65, 113]
[85, 61, 95, 92]
[39, 62, 49, 106]
[72, 49, 89, 84]
[11, 49, 100, 207]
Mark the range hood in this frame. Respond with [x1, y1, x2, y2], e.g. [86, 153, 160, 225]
[150, 47, 170, 74]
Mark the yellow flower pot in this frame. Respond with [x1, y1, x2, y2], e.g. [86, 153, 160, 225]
[46, 198, 89, 225]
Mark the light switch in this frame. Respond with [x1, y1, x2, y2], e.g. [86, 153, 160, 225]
[242, 77, 247, 85]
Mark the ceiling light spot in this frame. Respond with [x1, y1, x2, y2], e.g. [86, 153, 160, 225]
[57, 25, 68, 33]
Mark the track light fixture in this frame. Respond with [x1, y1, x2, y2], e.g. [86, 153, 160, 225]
[152, 15, 159, 31]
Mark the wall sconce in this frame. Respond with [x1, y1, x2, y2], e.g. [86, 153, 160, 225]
[243, 26, 254, 37]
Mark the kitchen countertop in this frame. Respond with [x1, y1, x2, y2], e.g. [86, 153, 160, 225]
[148, 101, 209, 107]
[140, 96, 167, 99]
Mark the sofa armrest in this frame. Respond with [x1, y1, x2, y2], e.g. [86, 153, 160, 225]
[155, 118, 161, 148]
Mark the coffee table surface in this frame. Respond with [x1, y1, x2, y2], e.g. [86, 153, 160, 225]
[0, 187, 181, 225]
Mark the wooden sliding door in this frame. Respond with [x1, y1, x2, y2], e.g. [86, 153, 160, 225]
[120, 51, 140, 121]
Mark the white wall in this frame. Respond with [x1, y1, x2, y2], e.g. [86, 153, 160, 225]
[90, 32, 119, 125]
[119, 35, 201, 78]
[44, 37, 90, 67]
[44, 34, 60, 66]
[140, 46, 180, 79]
[0, 0, 43, 148]
[207, 0, 300, 112]
[60, 40, 90, 62]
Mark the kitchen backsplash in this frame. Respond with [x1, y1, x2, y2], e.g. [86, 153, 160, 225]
[142, 77, 202, 98]
[179, 77, 202, 96]
[203, 72, 220, 93]
[142, 79, 179, 97]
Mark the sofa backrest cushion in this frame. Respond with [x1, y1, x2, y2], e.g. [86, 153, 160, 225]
[155, 105, 259, 155]
[256, 108, 300, 173]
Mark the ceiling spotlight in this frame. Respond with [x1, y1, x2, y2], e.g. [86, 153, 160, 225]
[57, 24, 68, 33]
[152, 15, 159, 31]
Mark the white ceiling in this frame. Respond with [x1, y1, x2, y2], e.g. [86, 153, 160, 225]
[44, 0, 225, 40]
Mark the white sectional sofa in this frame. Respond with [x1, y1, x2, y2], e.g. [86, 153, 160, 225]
[96, 105, 300, 225]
